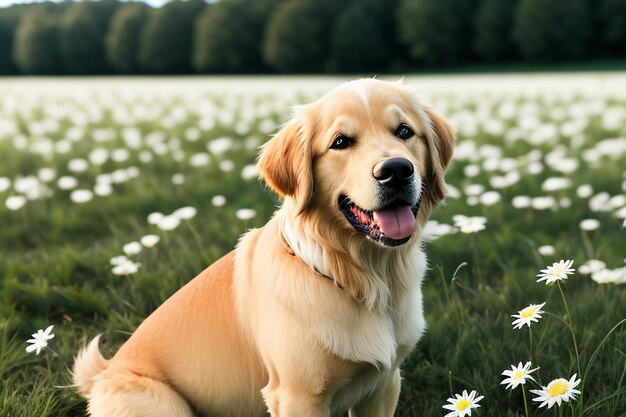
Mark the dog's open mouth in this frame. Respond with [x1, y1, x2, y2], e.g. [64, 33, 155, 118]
[338, 195, 420, 247]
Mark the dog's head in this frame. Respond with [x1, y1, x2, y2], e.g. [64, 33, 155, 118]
[259, 79, 454, 249]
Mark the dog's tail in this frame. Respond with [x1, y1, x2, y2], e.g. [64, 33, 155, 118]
[72, 335, 109, 397]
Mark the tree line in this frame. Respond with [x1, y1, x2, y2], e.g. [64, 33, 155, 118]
[0, 0, 625, 76]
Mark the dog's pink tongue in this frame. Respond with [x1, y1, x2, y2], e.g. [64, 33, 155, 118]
[373, 205, 416, 240]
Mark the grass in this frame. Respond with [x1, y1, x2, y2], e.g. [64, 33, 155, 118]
[0, 75, 625, 417]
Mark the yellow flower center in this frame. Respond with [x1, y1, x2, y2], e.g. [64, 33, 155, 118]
[513, 370, 525, 380]
[456, 399, 470, 411]
[548, 380, 568, 397]
[521, 308, 536, 318]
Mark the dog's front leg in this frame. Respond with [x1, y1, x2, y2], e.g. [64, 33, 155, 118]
[262, 382, 330, 417]
[350, 368, 401, 417]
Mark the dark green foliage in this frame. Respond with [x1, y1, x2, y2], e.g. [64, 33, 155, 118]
[330, 0, 404, 72]
[0, 7, 23, 75]
[138, 0, 206, 74]
[263, 0, 349, 73]
[58, 0, 119, 74]
[473, 0, 518, 61]
[193, 0, 268, 73]
[12, 10, 62, 75]
[601, 0, 626, 54]
[397, 0, 479, 66]
[106, 2, 150, 74]
[2, 0, 626, 74]
[513, 0, 592, 61]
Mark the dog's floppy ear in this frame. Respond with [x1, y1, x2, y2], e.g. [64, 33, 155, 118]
[257, 108, 313, 214]
[424, 107, 455, 204]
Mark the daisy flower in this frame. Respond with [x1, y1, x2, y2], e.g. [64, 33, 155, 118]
[212, 195, 226, 207]
[140, 234, 160, 248]
[157, 215, 181, 231]
[112, 260, 141, 276]
[511, 302, 546, 329]
[236, 208, 257, 221]
[173, 206, 197, 220]
[578, 259, 606, 275]
[110, 255, 129, 266]
[25, 325, 55, 355]
[530, 374, 581, 409]
[501, 361, 539, 389]
[123, 241, 142, 256]
[537, 244, 555, 256]
[452, 215, 487, 234]
[579, 218, 600, 231]
[537, 260, 575, 284]
[443, 390, 484, 417]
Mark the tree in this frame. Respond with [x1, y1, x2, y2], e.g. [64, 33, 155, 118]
[12, 10, 63, 75]
[139, 0, 206, 74]
[513, 0, 591, 61]
[0, 7, 25, 75]
[397, 0, 478, 66]
[193, 0, 269, 73]
[330, 0, 405, 72]
[263, 0, 348, 73]
[106, 2, 150, 73]
[601, 0, 626, 54]
[473, 0, 518, 61]
[58, 1, 119, 74]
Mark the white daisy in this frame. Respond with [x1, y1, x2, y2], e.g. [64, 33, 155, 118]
[123, 242, 142, 256]
[501, 361, 539, 390]
[0, 177, 11, 192]
[109, 255, 129, 266]
[452, 215, 487, 234]
[171, 173, 185, 185]
[241, 164, 260, 181]
[112, 260, 141, 276]
[25, 325, 55, 355]
[219, 160, 235, 172]
[579, 259, 606, 275]
[57, 176, 78, 190]
[442, 389, 484, 417]
[5, 195, 27, 211]
[579, 218, 600, 231]
[591, 267, 626, 285]
[422, 220, 458, 242]
[173, 206, 197, 220]
[537, 260, 575, 284]
[140, 234, 160, 248]
[530, 374, 581, 409]
[147, 212, 165, 225]
[511, 302, 546, 329]
[537, 245, 555, 256]
[236, 208, 257, 221]
[70, 189, 94, 204]
[157, 215, 181, 231]
[212, 195, 226, 207]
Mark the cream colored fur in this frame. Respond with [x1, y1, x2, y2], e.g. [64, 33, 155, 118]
[72, 79, 455, 417]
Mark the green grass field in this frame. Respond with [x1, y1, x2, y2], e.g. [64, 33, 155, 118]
[1, 75, 625, 417]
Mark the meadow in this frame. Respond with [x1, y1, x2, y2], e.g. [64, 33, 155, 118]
[0, 74, 625, 417]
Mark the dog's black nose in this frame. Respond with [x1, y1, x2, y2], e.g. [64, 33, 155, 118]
[373, 157, 414, 188]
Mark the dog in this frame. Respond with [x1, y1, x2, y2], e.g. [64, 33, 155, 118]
[72, 78, 454, 417]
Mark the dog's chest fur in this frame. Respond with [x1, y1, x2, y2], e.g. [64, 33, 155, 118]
[309, 247, 427, 369]
[235, 215, 428, 415]
[274, 217, 428, 411]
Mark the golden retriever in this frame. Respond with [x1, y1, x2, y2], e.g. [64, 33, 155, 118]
[72, 78, 454, 417]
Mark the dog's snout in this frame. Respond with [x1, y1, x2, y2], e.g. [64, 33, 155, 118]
[373, 157, 414, 188]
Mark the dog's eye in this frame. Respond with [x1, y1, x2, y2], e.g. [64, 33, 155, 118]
[330, 136, 353, 150]
[395, 124, 414, 140]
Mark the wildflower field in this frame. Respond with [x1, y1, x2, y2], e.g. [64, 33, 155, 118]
[1, 74, 625, 417]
